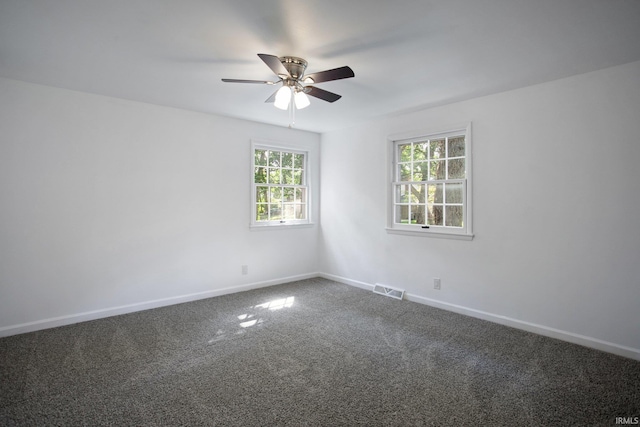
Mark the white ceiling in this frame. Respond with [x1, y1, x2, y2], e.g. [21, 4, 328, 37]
[1, 0, 639, 133]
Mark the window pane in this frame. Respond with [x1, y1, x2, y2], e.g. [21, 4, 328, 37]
[256, 186, 268, 203]
[396, 185, 410, 203]
[282, 152, 293, 168]
[413, 162, 427, 182]
[295, 204, 306, 220]
[256, 204, 268, 221]
[411, 205, 426, 225]
[269, 151, 281, 167]
[283, 203, 295, 219]
[448, 158, 465, 179]
[293, 170, 304, 185]
[269, 204, 281, 220]
[283, 187, 294, 202]
[270, 187, 282, 202]
[255, 149, 267, 166]
[414, 142, 427, 161]
[282, 169, 293, 184]
[293, 153, 304, 169]
[428, 205, 443, 226]
[268, 168, 281, 184]
[396, 205, 409, 224]
[430, 139, 445, 159]
[445, 183, 463, 203]
[411, 184, 425, 203]
[254, 167, 267, 183]
[399, 144, 412, 162]
[295, 188, 306, 203]
[427, 183, 443, 204]
[399, 164, 411, 181]
[446, 206, 463, 227]
[429, 160, 446, 180]
[448, 136, 465, 157]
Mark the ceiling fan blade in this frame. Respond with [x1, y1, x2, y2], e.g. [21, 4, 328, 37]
[304, 86, 342, 103]
[304, 66, 354, 84]
[264, 89, 279, 103]
[222, 78, 277, 84]
[258, 53, 290, 77]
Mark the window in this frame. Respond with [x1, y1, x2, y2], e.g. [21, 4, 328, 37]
[388, 124, 473, 239]
[252, 142, 309, 226]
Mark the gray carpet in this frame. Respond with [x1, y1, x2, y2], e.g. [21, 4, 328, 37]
[1, 278, 638, 426]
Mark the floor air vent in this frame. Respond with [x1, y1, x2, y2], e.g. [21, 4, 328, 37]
[373, 284, 405, 300]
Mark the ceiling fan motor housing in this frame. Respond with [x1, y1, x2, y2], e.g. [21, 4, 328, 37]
[279, 56, 308, 80]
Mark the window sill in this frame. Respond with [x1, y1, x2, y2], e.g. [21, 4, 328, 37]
[385, 227, 474, 241]
[250, 223, 315, 231]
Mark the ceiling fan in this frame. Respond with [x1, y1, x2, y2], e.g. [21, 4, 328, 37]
[222, 54, 354, 113]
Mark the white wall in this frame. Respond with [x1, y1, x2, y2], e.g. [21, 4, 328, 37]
[319, 61, 640, 358]
[0, 77, 320, 333]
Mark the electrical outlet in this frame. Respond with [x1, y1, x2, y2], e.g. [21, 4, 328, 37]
[241, 265, 248, 275]
[433, 278, 441, 290]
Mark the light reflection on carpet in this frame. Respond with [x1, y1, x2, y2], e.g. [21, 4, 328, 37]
[238, 296, 295, 328]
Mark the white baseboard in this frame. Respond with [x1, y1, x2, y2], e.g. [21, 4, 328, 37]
[319, 273, 640, 361]
[320, 273, 375, 292]
[0, 272, 318, 338]
[4, 272, 638, 361]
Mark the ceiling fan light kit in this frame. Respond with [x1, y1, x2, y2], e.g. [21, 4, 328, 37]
[294, 90, 310, 109]
[274, 86, 292, 110]
[222, 54, 354, 127]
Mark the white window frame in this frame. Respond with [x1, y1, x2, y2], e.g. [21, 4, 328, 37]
[250, 140, 311, 228]
[387, 123, 473, 240]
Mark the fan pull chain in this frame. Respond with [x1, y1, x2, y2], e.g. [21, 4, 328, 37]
[288, 89, 295, 128]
